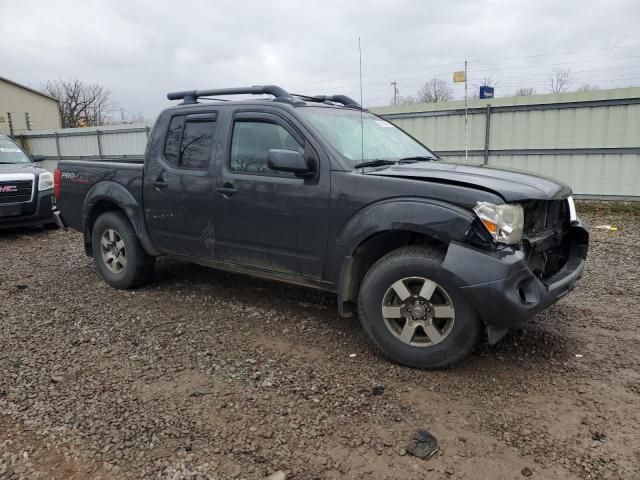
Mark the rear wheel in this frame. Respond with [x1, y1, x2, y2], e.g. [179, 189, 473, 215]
[91, 211, 154, 289]
[358, 245, 480, 369]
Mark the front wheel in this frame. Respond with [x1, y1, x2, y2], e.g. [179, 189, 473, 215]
[91, 211, 155, 289]
[358, 245, 480, 369]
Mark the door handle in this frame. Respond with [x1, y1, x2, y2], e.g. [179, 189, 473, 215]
[216, 184, 238, 196]
[152, 180, 168, 189]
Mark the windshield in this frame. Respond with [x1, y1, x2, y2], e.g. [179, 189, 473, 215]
[0, 138, 30, 164]
[297, 106, 435, 166]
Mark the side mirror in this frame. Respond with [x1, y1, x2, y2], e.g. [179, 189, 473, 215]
[30, 154, 46, 162]
[267, 149, 313, 177]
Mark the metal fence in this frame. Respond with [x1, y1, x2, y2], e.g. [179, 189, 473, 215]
[372, 87, 640, 199]
[16, 123, 149, 172]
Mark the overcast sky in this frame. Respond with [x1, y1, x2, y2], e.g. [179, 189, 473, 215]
[2, 0, 639, 120]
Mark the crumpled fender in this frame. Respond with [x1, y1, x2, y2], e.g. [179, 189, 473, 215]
[82, 180, 161, 256]
[331, 198, 476, 313]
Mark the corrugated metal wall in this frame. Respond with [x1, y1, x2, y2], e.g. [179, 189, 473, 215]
[17, 123, 149, 172]
[372, 87, 640, 199]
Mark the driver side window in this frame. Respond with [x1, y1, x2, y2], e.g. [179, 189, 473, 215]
[230, 120, 303, 176]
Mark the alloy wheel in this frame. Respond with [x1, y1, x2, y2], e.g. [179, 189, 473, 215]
[100, 228, 127, 274]
[381, 276, 455, 347]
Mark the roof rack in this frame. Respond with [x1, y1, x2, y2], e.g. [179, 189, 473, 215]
[166, 84, 362, 109]
[167, 85, 294, 105]
[294, 94, 361, 109]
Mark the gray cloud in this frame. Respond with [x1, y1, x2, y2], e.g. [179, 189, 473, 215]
[2, 0, 639, 118]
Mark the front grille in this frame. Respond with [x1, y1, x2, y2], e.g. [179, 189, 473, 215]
[522, 199, 571, 279]
[0, 180, 33, 205]
[523, 199, 569, 235]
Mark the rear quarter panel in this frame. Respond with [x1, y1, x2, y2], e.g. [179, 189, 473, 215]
[57, 160, 144, 232]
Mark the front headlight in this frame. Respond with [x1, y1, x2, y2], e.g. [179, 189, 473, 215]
[38, 172, 54, 191]
[473, 202, 524, 245]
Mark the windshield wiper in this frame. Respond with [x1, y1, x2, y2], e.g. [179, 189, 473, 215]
[353, 156, 438, 170]
[352, 159, 397, 169]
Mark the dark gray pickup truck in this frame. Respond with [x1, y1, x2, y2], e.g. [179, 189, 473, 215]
[55, 85, 589, 368]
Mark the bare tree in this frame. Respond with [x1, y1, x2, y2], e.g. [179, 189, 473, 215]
[44, 78, 114, 128]
[476, 76, 499, 88]
[390, 94, 419, 106]
[417, 78, 453, 103]
[549, 68, 572, 94]
[514, 87, 536, 96]
[576, 83, 600, 92]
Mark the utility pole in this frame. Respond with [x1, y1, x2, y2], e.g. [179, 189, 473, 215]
[464, 60, 468, 163]
[25, 112, 31, 131]
[391, 80, 399, 105]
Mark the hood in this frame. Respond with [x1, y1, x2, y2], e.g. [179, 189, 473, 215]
[367, 161, 572, 202]
[0, 163, 46, 176]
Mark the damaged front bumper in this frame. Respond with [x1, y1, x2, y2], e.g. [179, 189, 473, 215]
[442, 219, 589, 343]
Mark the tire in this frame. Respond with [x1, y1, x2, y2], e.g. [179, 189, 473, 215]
[358, 245, 480, 369]
[91, 211, 155, 289]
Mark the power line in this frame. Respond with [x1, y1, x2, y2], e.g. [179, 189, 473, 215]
[283, 55, 640, 95]
[282, 43, 640, 90]
[470, 43, 640, 63]
[110, 50, 640, 111]
[107, 43, 640, 113]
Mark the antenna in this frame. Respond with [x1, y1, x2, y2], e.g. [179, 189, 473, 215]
[359, 37, 364, 174]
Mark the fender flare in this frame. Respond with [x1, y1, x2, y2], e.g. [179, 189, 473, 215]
[330, 198, 476, 315]
[81, 181, 161, 256]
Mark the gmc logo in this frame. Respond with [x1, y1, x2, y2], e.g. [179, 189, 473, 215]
[0, 185, 17, 193]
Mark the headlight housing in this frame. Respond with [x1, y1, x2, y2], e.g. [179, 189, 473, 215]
[38, 172, 54, 191]
[473, 202, 524, 245]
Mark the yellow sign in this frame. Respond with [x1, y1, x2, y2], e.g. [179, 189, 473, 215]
[0, 116, 5, 123]
[453, 71, 466, 83]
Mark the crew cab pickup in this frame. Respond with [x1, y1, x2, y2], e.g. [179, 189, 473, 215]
[0, 134, 57, 229]
[55, 85, 589, 368]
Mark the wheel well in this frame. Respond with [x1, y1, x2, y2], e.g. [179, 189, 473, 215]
[339, 230, 447, 316]
[84, 200, 125, 255]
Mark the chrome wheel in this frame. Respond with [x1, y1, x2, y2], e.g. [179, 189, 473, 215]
[381, 276, 455, 347]
[100, 228, 127, 274]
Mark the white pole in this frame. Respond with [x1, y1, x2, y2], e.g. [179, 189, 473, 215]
[464, 60, 468, 163]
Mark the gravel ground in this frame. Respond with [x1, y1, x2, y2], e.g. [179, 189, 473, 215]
[1, 203, 639, 479]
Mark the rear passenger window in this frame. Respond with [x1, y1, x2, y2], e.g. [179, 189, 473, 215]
[164, 116, 185, 166]
[180, 121, 216, 169]
[230, 121, 304, 176]
[163, 115, 216, 170]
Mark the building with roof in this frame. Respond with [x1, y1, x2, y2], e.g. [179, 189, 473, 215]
[0, 75, 60, 135]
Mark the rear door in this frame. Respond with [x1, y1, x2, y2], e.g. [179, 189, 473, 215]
[143, 111, 219, 258]
[212, 109, 330, 279]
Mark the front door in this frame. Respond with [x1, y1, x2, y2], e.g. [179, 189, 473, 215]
[144, 112, 218, 258]
[212, 111, 330, 279]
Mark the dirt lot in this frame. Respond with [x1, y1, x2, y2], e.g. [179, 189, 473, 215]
[1, 204, 639, 480]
